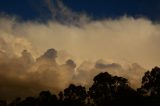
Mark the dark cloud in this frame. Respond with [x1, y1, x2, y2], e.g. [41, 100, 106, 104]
[37, 48, 57, 61]
[95, 62, 122, 69]
[0, 74, 47, 100]
[65, 59, 76, 69]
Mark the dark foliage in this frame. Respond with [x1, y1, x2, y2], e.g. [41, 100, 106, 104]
[89, 72, 137, 106]
[1, 66, 160, 106]
[137, 67, 160, 106]
[63, 84, 87, 106]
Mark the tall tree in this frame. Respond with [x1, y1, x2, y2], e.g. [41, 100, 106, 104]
[139, 67, 160, 96]
[63, 84, 87, 106]
[89, 72, 135, 106]
[37, 91, 58, 106]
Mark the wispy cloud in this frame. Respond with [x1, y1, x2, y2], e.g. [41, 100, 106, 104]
[43, 0, 89, 25]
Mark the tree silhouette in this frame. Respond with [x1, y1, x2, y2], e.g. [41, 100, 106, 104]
[37, 91, 58, 106]
[63, 84, 87, 106]
[8, 97, 21, 106]
[3, 67, 160, 106]
[139, 67, 160, 96]
[89, 72, 113, 106]
[0, 100, 7, 106]
[136, 66, 160, 106]
[19, 97, 36, 106]
[89, 72, 136, 106]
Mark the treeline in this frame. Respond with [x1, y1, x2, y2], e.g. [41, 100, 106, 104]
[1, 67, 160, 106]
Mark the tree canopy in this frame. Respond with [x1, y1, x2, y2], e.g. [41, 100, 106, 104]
[1, 66, 160, 106]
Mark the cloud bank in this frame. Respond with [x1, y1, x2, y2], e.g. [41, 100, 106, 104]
[0, 0, 160, 100]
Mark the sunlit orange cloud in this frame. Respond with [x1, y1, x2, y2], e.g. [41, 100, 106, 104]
[0, 1, 160, 99]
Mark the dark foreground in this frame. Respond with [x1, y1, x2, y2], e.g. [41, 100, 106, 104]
[1, 67, 160, 106]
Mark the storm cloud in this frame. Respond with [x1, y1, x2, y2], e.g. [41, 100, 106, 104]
[0, 0, 160, 101]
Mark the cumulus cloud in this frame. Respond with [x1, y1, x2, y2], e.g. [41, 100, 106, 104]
[11, 16, 160, 69]
[74, 59, 145, 89]
[0, 47, 145, 100]
[0, 0, 160, 100]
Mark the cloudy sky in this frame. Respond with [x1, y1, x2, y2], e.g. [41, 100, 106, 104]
[0, 0, 160, 100]
[1, 0, 160, 21]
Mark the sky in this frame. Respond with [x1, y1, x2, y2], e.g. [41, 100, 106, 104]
[0, 0, 160, 21]
[0, 0, 160, 100]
